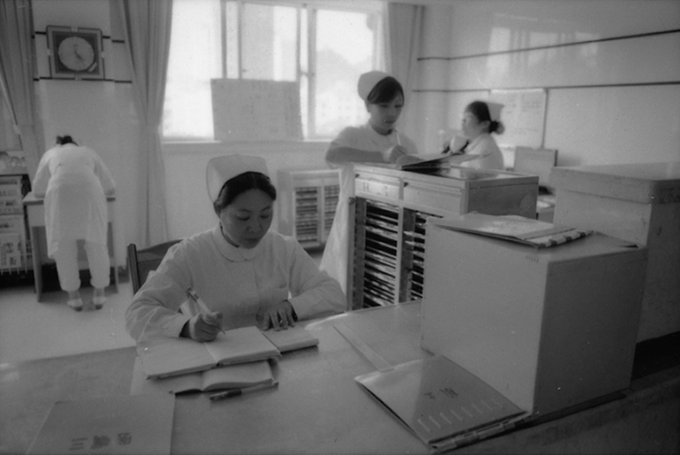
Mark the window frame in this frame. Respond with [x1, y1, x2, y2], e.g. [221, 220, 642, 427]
[163, 0, 384, 142]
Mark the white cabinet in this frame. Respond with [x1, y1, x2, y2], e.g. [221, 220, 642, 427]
[351, 165, 539, 310]
[277, 169, 339, 249]
[552, 162, 680, 342]
[0, 174, 30, 274]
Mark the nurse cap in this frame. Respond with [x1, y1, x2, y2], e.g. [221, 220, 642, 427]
[486, 101, 504, 122]
[357, 70, 391, 101]
[206, 154, 268, 202]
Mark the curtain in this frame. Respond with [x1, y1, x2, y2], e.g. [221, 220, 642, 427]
[0, 0, 44, 176]
[385, 3, 424, 144]
[112, 0, 172, 246]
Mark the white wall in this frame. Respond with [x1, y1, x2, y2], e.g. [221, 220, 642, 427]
[30, 0, 680, 256]
[162, 141, 331, 239]
[32, 0, 138, 263]
[408, 0, 680, 167]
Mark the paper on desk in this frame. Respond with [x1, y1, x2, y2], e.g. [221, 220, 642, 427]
[434, 213, 592, 248]
[355, 355, 524, 449]
[26, 394, 174, 455]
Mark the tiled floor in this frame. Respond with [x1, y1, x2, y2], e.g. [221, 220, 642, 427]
[0, 248, 324, 365]
[0, 277, 135, 364]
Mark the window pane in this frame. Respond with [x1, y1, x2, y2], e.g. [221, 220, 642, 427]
[313, 9, 381, 137]
[163, 0, 222, 140]
[225, 1, 239, 79]
[241, 4, 297, 81]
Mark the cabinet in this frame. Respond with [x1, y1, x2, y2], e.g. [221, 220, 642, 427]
[351, 164, 538, 310]
[552, 162, 680, 342]
[0, 174, 31, 274]
[277, 169, 340, 249]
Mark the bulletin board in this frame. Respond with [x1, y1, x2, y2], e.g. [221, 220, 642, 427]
[211, 79, 302, 142]
[490, 89, 546, 148]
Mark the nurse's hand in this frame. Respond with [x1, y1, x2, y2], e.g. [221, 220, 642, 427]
[382, 145, 409, 163]
[257, 300, 297, 331]
[183, 311, 223, 342]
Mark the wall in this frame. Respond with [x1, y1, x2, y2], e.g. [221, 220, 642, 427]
[163, 141, 330, 239]
[407, 0, 680, 167]
[30, 0, 680, 256]
[32, 0, 139, 263]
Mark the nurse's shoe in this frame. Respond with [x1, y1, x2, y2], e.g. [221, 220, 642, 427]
[93, 288, 106, 310]
[67, 298, 83, 311]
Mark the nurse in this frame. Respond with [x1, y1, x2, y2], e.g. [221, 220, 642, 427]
[32, 135, 116, 311]
[321, 71, 418, 295]
[125, 154, 345, 343]
[447, 100, 505, 170]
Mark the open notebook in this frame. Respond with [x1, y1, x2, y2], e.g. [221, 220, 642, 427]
[137, 325, 319, 379]
[397, 152, 479, 173]
[137, 326, 281, 379]
[131, 357, 275, 395]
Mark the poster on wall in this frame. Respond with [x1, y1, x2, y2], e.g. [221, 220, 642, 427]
[490, 89, 546, 148]
[211, 79, 302, 142]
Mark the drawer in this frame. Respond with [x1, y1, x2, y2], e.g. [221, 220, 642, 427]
[403, 182, 463, 214]
[355, 177, 400, 200]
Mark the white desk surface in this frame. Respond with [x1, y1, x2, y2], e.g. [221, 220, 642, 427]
[1, 303, 678, 454]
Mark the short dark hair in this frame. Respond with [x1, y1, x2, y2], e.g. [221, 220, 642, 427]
[56, 135, 77, 146]
[213, 171, 277, 214]
[366, 76, 404, 104]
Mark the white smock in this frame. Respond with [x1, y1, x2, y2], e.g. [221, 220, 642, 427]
[125, 227, 345, 342]
[320, 123, 418, 296]
[458, 133, 504, 170]
[32, 144, 116, 257]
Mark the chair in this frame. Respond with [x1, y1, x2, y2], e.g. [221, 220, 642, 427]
[127, 240, 181, 294]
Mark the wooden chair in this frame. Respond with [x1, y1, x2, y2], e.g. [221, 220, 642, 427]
[127, 240, 181, 294]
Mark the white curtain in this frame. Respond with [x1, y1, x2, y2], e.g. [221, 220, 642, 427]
[112, 0, 172, 246]
[385, 2, 424, 144]
[0, 0, 44, 176]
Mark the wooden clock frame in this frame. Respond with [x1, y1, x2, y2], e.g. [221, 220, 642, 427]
[47, 25, 104, 80]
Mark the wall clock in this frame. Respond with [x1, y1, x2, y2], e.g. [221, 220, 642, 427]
[47, 26, 104, 80]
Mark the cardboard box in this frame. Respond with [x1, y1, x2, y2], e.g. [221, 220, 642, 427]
[421, 218, 646, 418]
[552, 162, 680, 341]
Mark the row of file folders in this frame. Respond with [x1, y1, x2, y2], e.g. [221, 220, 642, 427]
[352, 198, 440, 309]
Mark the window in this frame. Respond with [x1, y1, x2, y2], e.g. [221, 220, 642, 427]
[163, 0, 384, 141]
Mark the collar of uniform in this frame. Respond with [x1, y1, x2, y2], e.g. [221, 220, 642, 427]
[364, 122, 398, 144]
[467, 133, 489, 151]
[211, 225, 267, 262]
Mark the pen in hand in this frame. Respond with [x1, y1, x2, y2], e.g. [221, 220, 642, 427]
[209, 381, 279, 401]
[187, 288, 225, 334]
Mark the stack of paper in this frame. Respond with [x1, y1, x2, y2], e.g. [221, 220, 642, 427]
[433, 213, 592, 248]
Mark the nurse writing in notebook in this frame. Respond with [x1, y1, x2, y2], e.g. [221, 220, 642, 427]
[321, 71, 418, 294]
[125, 155, 344, 342]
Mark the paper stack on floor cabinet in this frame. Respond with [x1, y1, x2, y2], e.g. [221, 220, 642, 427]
[551, 162, 680, 342]
[421, 217, 647, 418]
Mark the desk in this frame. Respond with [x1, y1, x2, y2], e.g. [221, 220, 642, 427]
[1, 303, 678, 454]
[22, 192, 118, 301]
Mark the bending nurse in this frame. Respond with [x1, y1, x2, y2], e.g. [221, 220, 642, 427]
[125, 154, 345, 343]
[32, 135, 116, 311]
[321, 71, 418, 296]
[447, 100, 505, 170]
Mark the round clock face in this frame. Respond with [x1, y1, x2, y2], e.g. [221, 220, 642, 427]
[57, 36, 96, 72]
